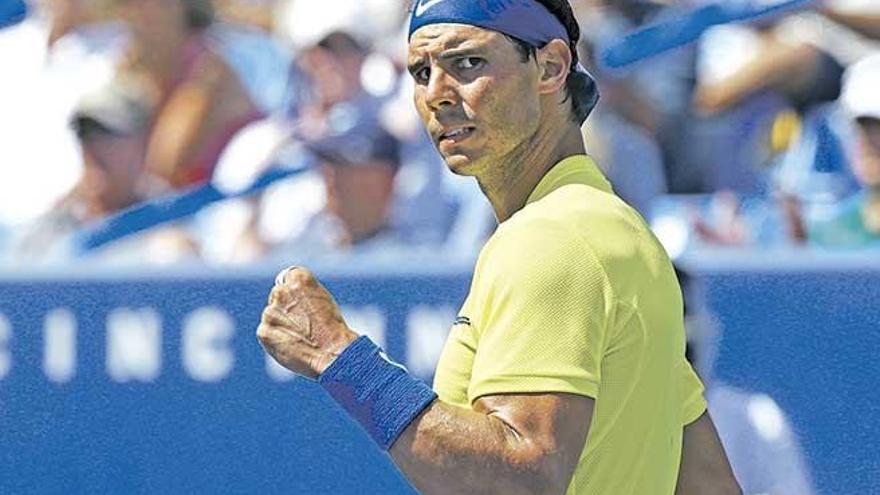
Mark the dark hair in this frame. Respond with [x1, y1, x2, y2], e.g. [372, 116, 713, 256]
[183, 0, 214, 30]
[507, 0, 598, 123]
[317, 31, 368, 57]
[406, 0, 597, 122]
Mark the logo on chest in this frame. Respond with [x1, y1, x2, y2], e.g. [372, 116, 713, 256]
[453, 315, 472, 327]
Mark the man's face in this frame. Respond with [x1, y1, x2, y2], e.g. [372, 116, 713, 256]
[116, 0, 185, 39]
[320, 162, 396, 244]
[407, 24, 542, 176]
[80, 131, 146, 214]
[855, 118, 880, 188]
[300, 45, 362, 109]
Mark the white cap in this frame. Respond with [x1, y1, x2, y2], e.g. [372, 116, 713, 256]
[841, 54, 880, 121]
[274, 0, 404, 50]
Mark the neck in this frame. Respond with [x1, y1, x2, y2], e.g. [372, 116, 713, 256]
[137, 29, 191, 74]
[477, 119, 585, 223]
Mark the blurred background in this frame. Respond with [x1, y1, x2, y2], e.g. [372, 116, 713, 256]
[0, 0, 878, 493]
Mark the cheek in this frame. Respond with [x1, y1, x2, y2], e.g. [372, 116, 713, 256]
[465, 77, 539, 146]
[412, 90, 432, 127]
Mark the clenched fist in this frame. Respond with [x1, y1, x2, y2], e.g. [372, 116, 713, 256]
[256, 266, 358, 378]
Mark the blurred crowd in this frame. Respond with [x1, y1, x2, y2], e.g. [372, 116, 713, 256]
[3, 2, 870, 492]
[1, 0, 879, 267]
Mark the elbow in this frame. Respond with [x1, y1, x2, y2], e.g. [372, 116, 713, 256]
[717, 467, 743, 495]
[725, 480, 744, 495]
[506, 444, 571, 495]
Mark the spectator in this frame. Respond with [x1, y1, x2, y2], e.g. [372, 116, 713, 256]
[679, 269, 816, 495]
[575, 0, 707, 193]
[15, 79, 193, 262]
[69, 81, 153, 219]
[0, 0, 123, 231]
[569, 0, 674, 214]
[695, 1, 880, 117]
[110, 0, 263, 188]
[285, 110, 404, 253]
[806, 54, 880, 247]
[206, 30, 410, 262]
[575, 32, 668, 216]
[210, 110, 406, 263]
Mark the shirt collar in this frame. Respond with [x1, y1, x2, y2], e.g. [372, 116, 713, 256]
[526, 154, 612, 206]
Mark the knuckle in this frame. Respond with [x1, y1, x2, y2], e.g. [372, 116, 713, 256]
[290, 267, 314, 285]
[260, 306, 274, 324]
[267, 286, 280, 304]
[269, 286, 291, 306]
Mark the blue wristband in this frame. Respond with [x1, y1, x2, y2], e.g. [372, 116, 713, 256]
[318, 336, 437, 450]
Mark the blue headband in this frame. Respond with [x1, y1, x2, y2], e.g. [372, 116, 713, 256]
[408, 0, 569, 47]
[408, 0, 599, 123]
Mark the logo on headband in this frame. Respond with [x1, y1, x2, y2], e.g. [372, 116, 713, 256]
[415, 0, 447, 17]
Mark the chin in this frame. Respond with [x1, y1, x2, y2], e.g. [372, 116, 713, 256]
[442, 152, 484, 177]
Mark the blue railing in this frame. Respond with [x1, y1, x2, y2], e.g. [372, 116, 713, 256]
[71, 163, 311, 254]
[600, 0, 815, 68]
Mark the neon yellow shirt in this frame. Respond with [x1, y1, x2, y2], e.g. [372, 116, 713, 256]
[433, 155, 706, 495]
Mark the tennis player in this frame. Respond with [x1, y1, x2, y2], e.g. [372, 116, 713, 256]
[258, 1, 742, 493]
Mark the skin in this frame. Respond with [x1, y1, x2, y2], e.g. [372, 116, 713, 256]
[258, 22, 741, 495]
[115, 0, 259, 187]
[406, 24, 585, 222]
[320, 162, 398, 246]
[853, 119, 880, 188]
[821, 7, 880, 40]
[676, 413, 743, 495]
[79, 132, 146, 217]
[854, 120, 880, 232]
[45, 0, 89, 47]
[694, 32, 821, 115]
[299, 41, 365, 111]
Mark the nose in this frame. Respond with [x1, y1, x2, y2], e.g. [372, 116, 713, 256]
[425, 67, 457, 112]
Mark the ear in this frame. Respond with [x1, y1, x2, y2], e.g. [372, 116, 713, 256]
[535, 39, 572, 96]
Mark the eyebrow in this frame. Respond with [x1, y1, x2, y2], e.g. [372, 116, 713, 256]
[408, 45, 487, 74]
[438, 47, 486, 60]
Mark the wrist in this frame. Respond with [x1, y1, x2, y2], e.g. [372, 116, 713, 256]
[316, 328, 359, 375]
[318, 336, 437, 450]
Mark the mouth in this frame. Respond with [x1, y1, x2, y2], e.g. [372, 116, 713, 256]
[438, 126, 476, 146]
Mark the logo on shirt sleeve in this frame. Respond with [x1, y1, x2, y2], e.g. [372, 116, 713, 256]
[452, 316, 471, 327]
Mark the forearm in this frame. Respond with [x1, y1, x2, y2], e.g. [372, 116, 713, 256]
[143, 84, 212, 185]
[260, 273, 590, 495]
[675, 412, 742, 495]
[695, 33, 821, 114]
[822, 10, 880, 40]
[721, 40, 818, 101]
[390, 401, 564, 495]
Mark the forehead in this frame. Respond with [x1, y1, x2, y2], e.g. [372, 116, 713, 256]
[408, 23, 506, 60]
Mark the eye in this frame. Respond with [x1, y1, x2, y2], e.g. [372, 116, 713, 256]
[412, 66, 431, 84]
[457, 57, 484, 71]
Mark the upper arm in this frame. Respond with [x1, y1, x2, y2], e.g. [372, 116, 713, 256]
[143, 55, 226, 184]
[467, 219, 611, 403]
[676, 411, 742, 495]
[474, 392, 594, 495]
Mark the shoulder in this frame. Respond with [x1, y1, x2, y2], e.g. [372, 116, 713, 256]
[473, 208, 612, 304]
[517, 182, 654, 263]
[482, 182, 674, 301]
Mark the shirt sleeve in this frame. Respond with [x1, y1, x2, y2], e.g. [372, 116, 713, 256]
[680, 358, 708, 425]
[467, 218, 612, 403]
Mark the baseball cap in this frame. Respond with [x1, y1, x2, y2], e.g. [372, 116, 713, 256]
[841, 54, 880, 121]
[300, 98, 400, 169]
[71, 80, 151, 139]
